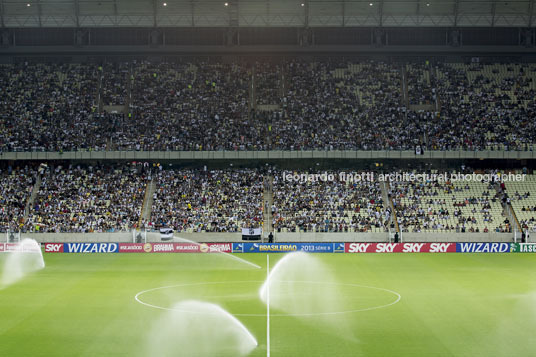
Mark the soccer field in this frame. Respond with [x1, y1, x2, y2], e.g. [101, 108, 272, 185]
[1, 252, 536, 357]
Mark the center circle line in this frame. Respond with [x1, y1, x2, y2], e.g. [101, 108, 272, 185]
[134, 280, 402, 316]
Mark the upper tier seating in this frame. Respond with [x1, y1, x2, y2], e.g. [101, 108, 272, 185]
[0, 61, 535, 152]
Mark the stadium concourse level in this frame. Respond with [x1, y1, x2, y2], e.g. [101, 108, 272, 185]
[1, 61, 536, 152]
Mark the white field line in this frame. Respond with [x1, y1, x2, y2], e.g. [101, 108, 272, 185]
[267, 254, 270, 357]
[134, 281, 402, 317]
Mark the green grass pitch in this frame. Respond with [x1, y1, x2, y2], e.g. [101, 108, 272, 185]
[1, 252, 536, 356]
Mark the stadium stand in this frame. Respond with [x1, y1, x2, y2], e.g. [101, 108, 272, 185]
[0, 57, 535, 238]
[25, 165, 147, 233]
[0, 166, 36, 233]
[0, 162, 530, 236]
[255, 62, 282, 106]
[433, 62, 536, 151]
[0, 63, 105, 152]
[101, 62, 129, 106]
[1, 61, 536, 153]
[506, 174, 536, 233]
[270, 60, 416, 150]
[272, 171, 389, 233]
[390, 174, 508, 233]
[150, 169, 263, 232]
[406, 63, 436, 106]
[127, 61, 260, 151]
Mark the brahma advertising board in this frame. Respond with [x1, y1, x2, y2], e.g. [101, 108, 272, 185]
[121, 243, 232, 253]
[202, 243, 232, 253]
[5, 243, 23, 252]
[44, 242, 233, 253]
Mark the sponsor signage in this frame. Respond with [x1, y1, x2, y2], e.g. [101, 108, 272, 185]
[118, 243, 145, 253]
[42, 242, 234, 254]
[41, 241, 516, 254]
[6, 243, 22, 252]
[298, 243, 333, 252]
[0, 243, 41, 253]
[44, 243, 64, 253]
[1, 243, 41, 253]
[64, 243, 119, 253]
[345, 243, 457, 253]
[456, 243, 510, 253]
[245, 243, 296, 253]
[242, 243, 335, 253]
[152, 243, 180, 253]
[232, 243, 244, 253]
[203, 243, 232, 253]
[118, 243, 233, 253]
[333, 243, 345, 253]
[510, 243, 536, 253]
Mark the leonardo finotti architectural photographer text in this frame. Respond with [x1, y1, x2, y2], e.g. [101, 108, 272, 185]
[281, 171, 526, 183]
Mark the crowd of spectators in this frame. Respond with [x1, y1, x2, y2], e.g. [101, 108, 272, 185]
[430, 62, 536, 151]
[150, 169, 263, 232]
[272, 170, 389, 232]
[255, 62, 282, 105]
[406, 63, 436, 106]
[125, 61, 262, 151]
[0, 165, 35, 233]
[269, 61, 421, 150]
[505, 177, 536, 232]
[2, 161, 532, 235]
[0, 63, 106, 152]
[25, 164, 147, 233]
[101, 62, 129, 106]
[390, 174, 508, 233]
[0, 60, 536, 152]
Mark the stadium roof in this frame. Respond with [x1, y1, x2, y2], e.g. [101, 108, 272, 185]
[0, 0, 535, 28]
